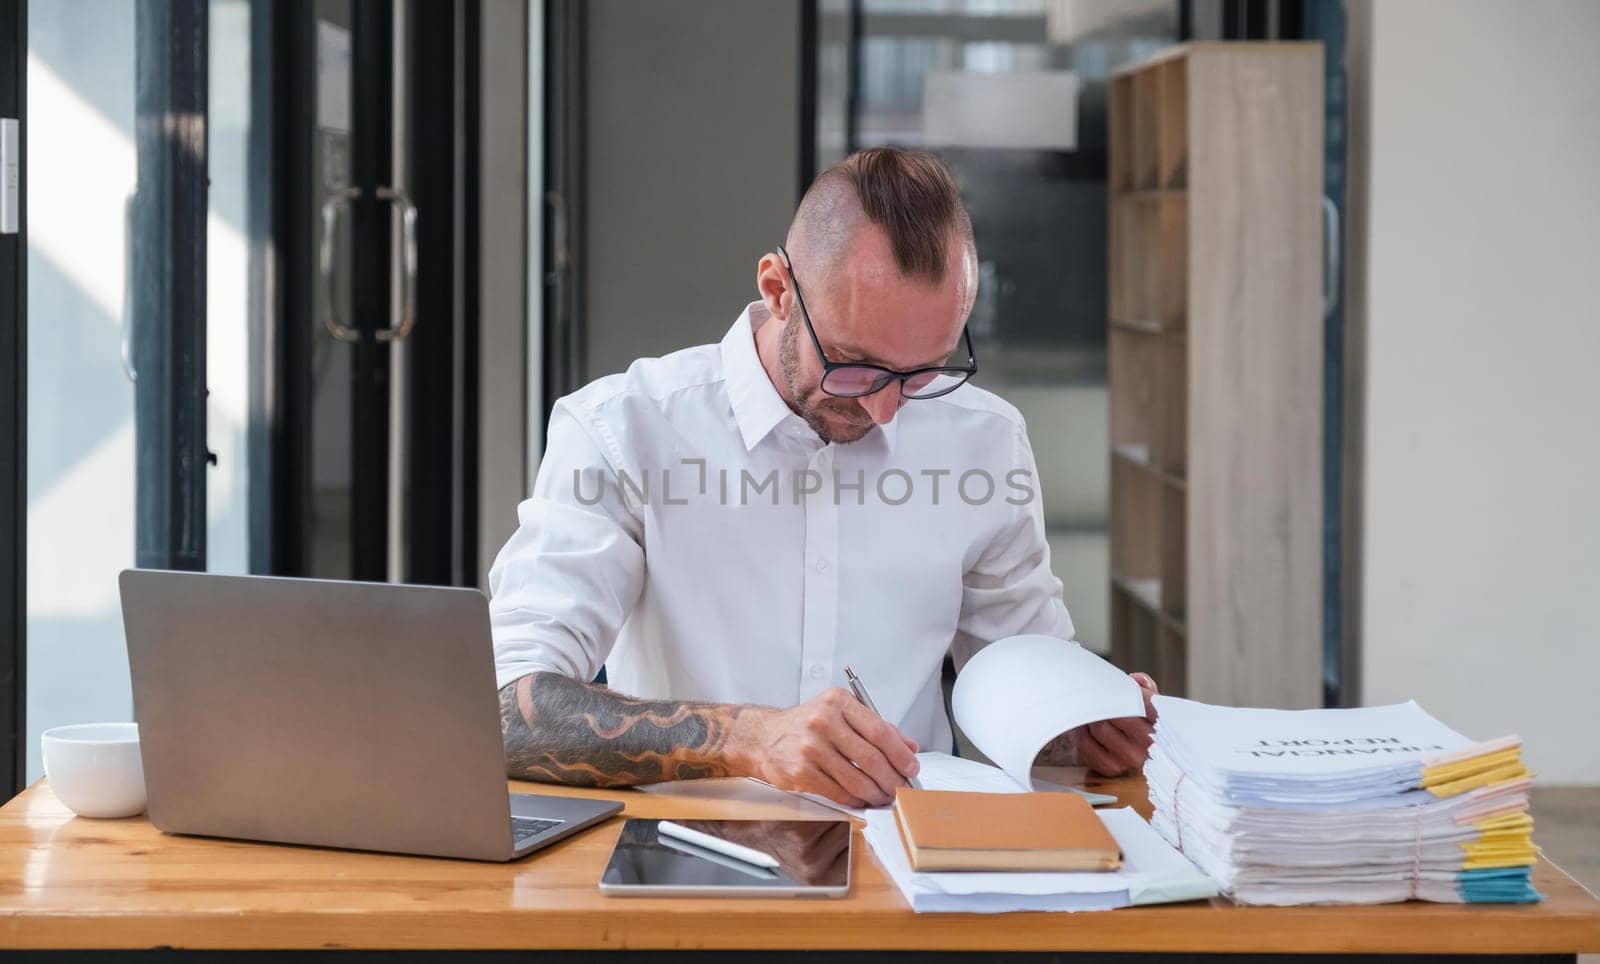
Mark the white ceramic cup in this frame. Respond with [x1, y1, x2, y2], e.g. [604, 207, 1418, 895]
[40, 722, 147, 818]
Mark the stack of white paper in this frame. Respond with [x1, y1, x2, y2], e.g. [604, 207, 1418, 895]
[1143, 696, 1542, 906]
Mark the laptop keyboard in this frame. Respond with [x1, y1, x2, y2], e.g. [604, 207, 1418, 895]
[511, 815, 564, 843]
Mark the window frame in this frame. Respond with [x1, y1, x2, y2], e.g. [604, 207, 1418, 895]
[1, 0, 29, 800]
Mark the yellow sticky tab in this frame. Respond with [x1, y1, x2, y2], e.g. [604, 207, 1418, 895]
[1464, 839, 1538, 851]
[1463, 853, 1540, 871]
[1461, 839, 1540, 860]
[1426, 761, 1528, 798]
[1422, 748, 1523, 786]
[1473, 812, 1534, 835]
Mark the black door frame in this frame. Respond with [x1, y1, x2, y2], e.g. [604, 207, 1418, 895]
[247, 0, 280, 576]
[265, 0, 394, 583]
[347, 0, 395, 582]
[406, 0, 481, 587]
[268, 0, 482, 587]
[542, 0, 585, 432]
[131, 0, 210, 574]
[1, 0, 28, 801]
[265, 0, 311, 577]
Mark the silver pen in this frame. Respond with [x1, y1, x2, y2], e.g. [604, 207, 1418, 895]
[843, 666, 923, 790]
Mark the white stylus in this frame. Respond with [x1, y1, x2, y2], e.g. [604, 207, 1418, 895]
[657, 820, 781, 870]
[658, 834, 780, 880]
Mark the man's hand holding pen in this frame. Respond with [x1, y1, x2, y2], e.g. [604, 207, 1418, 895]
[727, 687, 921, 809]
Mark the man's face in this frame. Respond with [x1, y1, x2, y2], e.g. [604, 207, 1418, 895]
[774, 227, 973, 445]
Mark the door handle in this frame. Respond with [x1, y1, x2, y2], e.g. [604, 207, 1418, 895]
[319, 185, 418, 343]
[373, 186, 418, 343]
[319, 186, 363, 343]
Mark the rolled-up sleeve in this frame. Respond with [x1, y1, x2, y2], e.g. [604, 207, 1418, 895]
[949, 422, 1075, 672]
[487, 400, 646, 690]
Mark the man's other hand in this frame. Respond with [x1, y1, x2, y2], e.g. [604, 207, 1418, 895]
[1068, 671, 1159, 777]
[730, 688, 920, 808]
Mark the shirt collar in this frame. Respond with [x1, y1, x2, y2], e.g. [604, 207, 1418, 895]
[720, 303, 796, 451]
[719, 302, 900, 454]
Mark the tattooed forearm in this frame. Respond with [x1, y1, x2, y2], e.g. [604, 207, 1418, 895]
[498, 672, 748, 786]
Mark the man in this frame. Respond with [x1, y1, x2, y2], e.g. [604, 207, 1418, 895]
[490, 148, 1157, 808]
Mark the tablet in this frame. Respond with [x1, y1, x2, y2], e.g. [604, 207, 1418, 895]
[599, 818, 852, 898]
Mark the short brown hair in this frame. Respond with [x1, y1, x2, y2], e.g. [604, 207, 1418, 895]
[801, 147, 974, 284]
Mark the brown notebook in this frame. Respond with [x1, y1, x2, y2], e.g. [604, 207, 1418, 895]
[892, 789, 1122, 872]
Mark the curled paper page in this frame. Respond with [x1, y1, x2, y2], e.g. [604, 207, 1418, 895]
[952, 636, 1146, 788]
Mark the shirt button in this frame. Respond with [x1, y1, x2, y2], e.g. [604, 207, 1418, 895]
[815, 557, 829, 573]
[809, 664, 824, 680]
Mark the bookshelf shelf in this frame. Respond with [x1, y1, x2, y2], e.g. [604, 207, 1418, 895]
[1108, 318, 1174, 336]
[1111, 443, 1186, 491]
[1111, 574, 1186, 630]
[1106, 43, 1324, 708]
[1115, 189, 1186, 201]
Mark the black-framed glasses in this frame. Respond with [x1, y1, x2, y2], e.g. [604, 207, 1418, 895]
[777, 244, 978, 400]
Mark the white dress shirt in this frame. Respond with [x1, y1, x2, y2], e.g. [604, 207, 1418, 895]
[488, 301, 1074, 753]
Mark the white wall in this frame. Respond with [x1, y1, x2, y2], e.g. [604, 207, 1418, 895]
[583, 0, 801, 380]
[1347, 0, 1600, 784]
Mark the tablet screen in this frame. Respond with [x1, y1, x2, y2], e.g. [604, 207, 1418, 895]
[600, 818, 851, 893]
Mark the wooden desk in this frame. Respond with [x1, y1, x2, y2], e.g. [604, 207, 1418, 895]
[1, 774, 1596, 961]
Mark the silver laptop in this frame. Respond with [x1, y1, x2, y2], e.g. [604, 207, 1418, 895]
[118, 569, 622, 861]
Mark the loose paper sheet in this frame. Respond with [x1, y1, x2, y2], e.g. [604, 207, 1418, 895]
[953, 636, 1146, 788]
[862, 806, 1217, 912]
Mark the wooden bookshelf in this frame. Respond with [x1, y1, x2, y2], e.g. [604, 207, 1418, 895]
[1107, 43, 1324, 708]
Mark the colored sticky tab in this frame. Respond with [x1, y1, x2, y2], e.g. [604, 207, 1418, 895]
[1423, 746, 1522, 784]
[1426, 760, 1529, 798]
[1459, 866, 1541, 904]
[1473, 812, 1534, 835]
